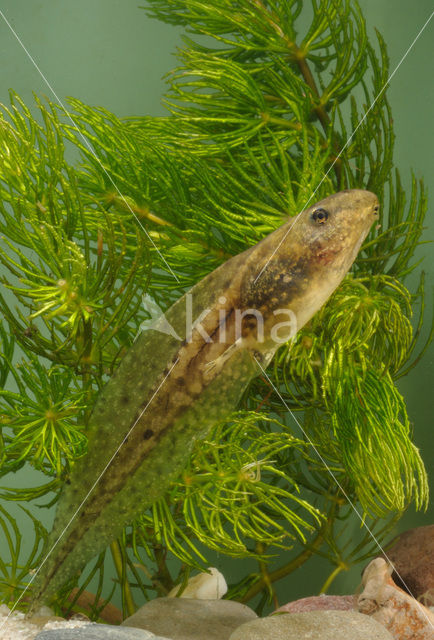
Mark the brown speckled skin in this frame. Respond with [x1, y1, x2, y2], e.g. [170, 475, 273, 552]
[30, 189, 379, 610]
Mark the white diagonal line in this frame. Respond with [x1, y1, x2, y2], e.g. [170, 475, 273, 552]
[254, 355, 434, 630]
[0, 9, 179, 283]
[0, 4, 432, 629]
[0, 357, 179, 628]
[254, 9, 434, 284]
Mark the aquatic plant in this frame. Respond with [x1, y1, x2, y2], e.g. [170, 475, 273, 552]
[0, 0, 431, 618]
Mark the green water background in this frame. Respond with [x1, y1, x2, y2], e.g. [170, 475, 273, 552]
[0, 0, 432, 608]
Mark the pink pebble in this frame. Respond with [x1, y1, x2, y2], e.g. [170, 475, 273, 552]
[276, 594, 356, 614]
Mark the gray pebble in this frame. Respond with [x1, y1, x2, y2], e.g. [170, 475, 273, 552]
[122, 597, 257, 640]
[35, 623, 172, 640]
[228, 610, 394, 639]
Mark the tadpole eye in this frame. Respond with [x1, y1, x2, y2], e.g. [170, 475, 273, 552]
[311, 208, 329, 223]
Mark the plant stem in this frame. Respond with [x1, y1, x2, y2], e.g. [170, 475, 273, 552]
[255, 542, 278, 608]
[110, 540, 136, 618]
[292, 47, 343, 185]
[239, 529, 325, 603]
[293, 51, 330, 131]
[109, 196, 232, 261]
[154, 545, 175, 595]
[261, 113, 302, 130]
[134, 560, 170, 596]
[80, 317, 94, 417]
[320, 563, 345, 593]
[253, 0, 342, 184]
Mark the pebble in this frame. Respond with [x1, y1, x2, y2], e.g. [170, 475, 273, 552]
[5, 552, 433, 640]
[383, 525, 434, 600]
[358, 557, 434, 640]
[122, 597, 257, 640]
[228, 609, 394, 639]
[0, 606, 89, 640]
[168, 568, 227, 599]
[276, 593, 355, 613]
[34, 625, 171, 639]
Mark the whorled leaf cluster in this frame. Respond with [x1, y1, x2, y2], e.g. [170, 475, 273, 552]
[0, 0, 431, 616]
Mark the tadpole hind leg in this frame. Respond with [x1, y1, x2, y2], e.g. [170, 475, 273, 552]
[203, 337, 246, 374]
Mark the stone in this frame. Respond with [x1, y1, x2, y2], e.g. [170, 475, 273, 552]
[27, 614, 66, 630]
[383, 525, 434, 599]
[228, 610, 394, 639]
[33, 606, 57, 617]
[0, 607, 89, 640]
[122, 597, 257, 640]
[35, 624, 171, 639]
[358, 557, 434, 639]
[27, 606, 65, 629]
[168, 567, 227, 599]
[276, 593, 355, 613]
